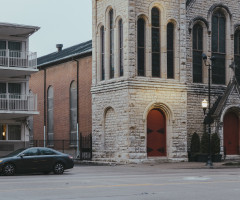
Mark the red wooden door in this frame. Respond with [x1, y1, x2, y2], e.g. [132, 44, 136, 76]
[224, 112, 239, 155]
[147, 109, 166, 157]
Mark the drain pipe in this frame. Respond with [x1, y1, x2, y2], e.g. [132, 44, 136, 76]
[44, 69, 46, 147]
[73, 59, 79, 158]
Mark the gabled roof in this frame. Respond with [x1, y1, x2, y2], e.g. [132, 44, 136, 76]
[213, 77, 240, 117]
[37, 40, 92, 68]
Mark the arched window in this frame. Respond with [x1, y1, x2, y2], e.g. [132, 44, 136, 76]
[70, 81, 77, 145]
[101, 26, 105, 80]
[47, 86, 54, 145]
[119, 19, 123, 77]
[212, 11, 226, 84]
[138, 18, 145, 76]
[193, 24, 203, 83]
[234, 30, 240, 84]
[167, 23, 174, 79]
[109, 9, 114, 79]
[152, 7, 160, 77]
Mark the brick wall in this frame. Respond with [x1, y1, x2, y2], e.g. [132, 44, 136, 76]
[29, 56, 92, 141]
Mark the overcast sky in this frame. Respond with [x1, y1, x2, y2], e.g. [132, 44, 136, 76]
[0, 0, 92, 57]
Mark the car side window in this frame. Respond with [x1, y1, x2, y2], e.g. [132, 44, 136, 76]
[23, 149, 39, 156]
[39, 149, 58, 155]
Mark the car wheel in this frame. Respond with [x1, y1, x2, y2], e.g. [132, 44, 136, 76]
[42, 171, 51, 175]
[3, 163, 15, 176]
[53, 163, 65, 174]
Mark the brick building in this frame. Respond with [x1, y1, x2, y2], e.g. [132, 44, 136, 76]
[29, 41, 92, 155]
[29, 0, 240, 163]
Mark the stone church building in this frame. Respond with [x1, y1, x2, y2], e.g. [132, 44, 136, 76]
[91, 0, 240, 163]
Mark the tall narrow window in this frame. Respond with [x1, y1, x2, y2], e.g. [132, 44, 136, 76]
[110, 9, 114, 79]
[234, 30, 240, 84]
[119, 19, 124, 77]
[212, 11, 226, 84]
[70, 81, 77, 145]
[138, 18, 145, 76]
[0, 83, 6, 98]
[101, 26, 105, 80]
[193, 24, 203, 83]
[0, 41, 6, 57]
[167, 23, 174, 79]
[152, 7, 160, 77]
[47, 86, 54, 146]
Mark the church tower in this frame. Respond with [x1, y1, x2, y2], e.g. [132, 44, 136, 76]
[91, 0, 188, 163]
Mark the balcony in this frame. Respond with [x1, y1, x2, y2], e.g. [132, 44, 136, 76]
[0, 50, 38, 78]
[0, 94, 39, 120]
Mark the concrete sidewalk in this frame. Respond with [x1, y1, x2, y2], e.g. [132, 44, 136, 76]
[74, 160, 240, 169]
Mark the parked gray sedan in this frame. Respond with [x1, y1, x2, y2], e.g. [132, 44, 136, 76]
[0, 147, 74, 175]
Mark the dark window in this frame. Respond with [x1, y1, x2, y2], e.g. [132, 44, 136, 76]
[0, 124, 6, 140]
[47, 86, 54, 145]
[24, 149, 39, 156]
[110, 9, 114, 79]
[0, 41, 6, 57]
[101, 26, 105, 80]
[119, 19, 124, 77]
[152, 7, 160, 77]
[193, 24, 203, 83]
[70, 81, 77, 145]
[212, 11, 226, 84]
[234, 30, 240, 84]
[8, 41, 21, 58]
[39, 149, 58, 155]
[167, 23, 174, 79]
[0, 83, 6, 93]
[138, 18, 145, 76]
[8, 83, 21, 99]
[8, 125, 21, 140]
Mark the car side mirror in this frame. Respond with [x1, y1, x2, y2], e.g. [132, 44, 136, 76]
[19, 153, 25, 158]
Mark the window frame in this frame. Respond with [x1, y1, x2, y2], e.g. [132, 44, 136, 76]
[234, 30, 240, 84]
[137, 17, 145, 77]
[167, 22, 174, 79]
[109, 9, 114, 79]
[151, 7, 161, 78]
[0, 124, 22, 141]
[192, 24, 203, 83]
[119, 19, 124, 77]
[101, 26, 105, 81]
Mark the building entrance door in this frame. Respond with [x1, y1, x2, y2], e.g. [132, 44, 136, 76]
[147, 109, 166, 157]
[224, 112, 239, 155]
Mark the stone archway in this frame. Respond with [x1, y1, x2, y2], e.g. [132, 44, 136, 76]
[147, 109, 166, 157]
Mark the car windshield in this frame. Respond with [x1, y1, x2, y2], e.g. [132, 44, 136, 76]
[5, 148, 26, 157]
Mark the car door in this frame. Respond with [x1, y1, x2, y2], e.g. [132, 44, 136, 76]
[16, 148, 39, 173]
[38, 148, 58, 171]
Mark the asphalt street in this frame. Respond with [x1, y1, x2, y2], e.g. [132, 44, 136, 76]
[1, 163, 240, 200]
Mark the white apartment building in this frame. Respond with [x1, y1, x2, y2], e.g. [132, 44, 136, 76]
[0, 22, 40, 156]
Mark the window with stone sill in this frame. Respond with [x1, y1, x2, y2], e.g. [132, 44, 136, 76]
[137, 18, 145, 76]
[47, 86, 54, 146]
[167, 23, 174, 79]
[101, 26, 105, 81]
[119, 19, 124, 77]
[212, 11, 226, 85]
[234, 30, 240, 84]
[193, 24, 203, 83]
[109, 9, 114, 79]
[152, 7, 160, 77]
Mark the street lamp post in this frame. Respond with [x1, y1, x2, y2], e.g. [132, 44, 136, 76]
[202, 53, 215, 167]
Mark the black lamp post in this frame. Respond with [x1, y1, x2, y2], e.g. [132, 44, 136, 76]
[202, 53, 215, 167]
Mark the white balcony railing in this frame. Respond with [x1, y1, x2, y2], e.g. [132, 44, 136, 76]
[0, 50, 37, 69]
[0, 94, 37, 112]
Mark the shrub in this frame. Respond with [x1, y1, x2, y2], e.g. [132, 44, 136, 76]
[211, 133, 220, 155]
[201, 132, 209, 154]
[190, 132, 200, 153]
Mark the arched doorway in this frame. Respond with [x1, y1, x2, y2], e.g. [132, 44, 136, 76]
[147, 109, 166, 157]
[223, 112, 239, 155]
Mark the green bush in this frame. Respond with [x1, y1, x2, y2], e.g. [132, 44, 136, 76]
[211, 133, 220, 155]
[190, 132, 200, 153]
[201, 132, 209, 154]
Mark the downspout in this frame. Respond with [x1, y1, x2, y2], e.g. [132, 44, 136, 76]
[44, 69, 46, 147]
[73, 59, 79, 158]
